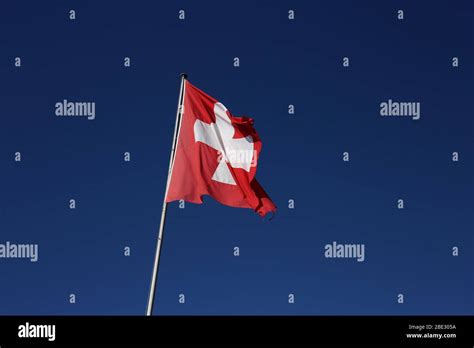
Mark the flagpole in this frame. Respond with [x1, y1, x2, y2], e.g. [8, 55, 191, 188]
[146, 73, 187, 316]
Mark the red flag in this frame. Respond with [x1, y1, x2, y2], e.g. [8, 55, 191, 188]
[166, 81, 276, 217]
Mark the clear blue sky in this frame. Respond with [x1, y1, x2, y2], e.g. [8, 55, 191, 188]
[0, 0, 472, 315]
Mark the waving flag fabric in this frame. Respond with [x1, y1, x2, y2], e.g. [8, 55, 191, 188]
[166, 81, 276, 217]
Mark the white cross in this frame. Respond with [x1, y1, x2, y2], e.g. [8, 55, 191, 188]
[193, 102, 254, 185]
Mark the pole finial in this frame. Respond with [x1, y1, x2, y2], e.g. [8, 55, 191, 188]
[179, 73, 188, 79]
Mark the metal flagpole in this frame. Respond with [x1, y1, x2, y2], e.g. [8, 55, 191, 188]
[146, 73, 187, 316]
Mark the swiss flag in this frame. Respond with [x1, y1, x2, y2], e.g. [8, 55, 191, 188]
[166, 81, 276, 217]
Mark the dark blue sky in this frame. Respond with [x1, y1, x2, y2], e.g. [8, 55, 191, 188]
[0, 0, 472, 315]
